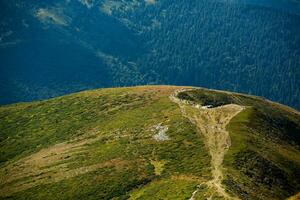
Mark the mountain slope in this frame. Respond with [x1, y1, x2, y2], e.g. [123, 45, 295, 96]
[0, 86, 299, 200]
[177, 88, 300, 199]
[1, 0, 300, 109]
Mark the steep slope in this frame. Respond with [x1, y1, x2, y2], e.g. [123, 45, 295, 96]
[0, 86, 299, 200]
[1, 0, 300, 109]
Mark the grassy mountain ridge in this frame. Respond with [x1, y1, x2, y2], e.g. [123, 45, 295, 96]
[0, 86, 299, 199]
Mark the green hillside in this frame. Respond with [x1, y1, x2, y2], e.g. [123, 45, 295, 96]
[0, 86, 299, 199]
[1, 0, 300, 110]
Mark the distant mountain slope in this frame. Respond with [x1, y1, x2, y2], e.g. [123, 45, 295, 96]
[0, 86, 299, 200]
[0, 0, 300, 109]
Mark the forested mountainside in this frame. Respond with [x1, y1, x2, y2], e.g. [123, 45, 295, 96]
[0, 86, 299, 199]
[1, 0, 299, 109]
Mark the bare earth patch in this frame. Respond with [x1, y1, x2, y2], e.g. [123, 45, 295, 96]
[170, 89, 244, 200]
[287, 192, 300, 200]
[152, 123, 170, 141]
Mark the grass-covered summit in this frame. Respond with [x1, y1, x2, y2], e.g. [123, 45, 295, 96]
[0, 86, 299, 200]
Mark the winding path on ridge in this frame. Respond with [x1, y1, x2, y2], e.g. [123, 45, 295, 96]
[170, 89, 244, 200]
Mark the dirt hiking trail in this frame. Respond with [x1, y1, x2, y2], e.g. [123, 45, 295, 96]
[170, 89, 244, 200]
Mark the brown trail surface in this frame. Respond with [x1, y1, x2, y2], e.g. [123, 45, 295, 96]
[170, 89, 244, 200]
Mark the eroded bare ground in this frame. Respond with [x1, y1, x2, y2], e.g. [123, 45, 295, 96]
[287, 192, 300, 200]
[170, 89, 244, 200]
